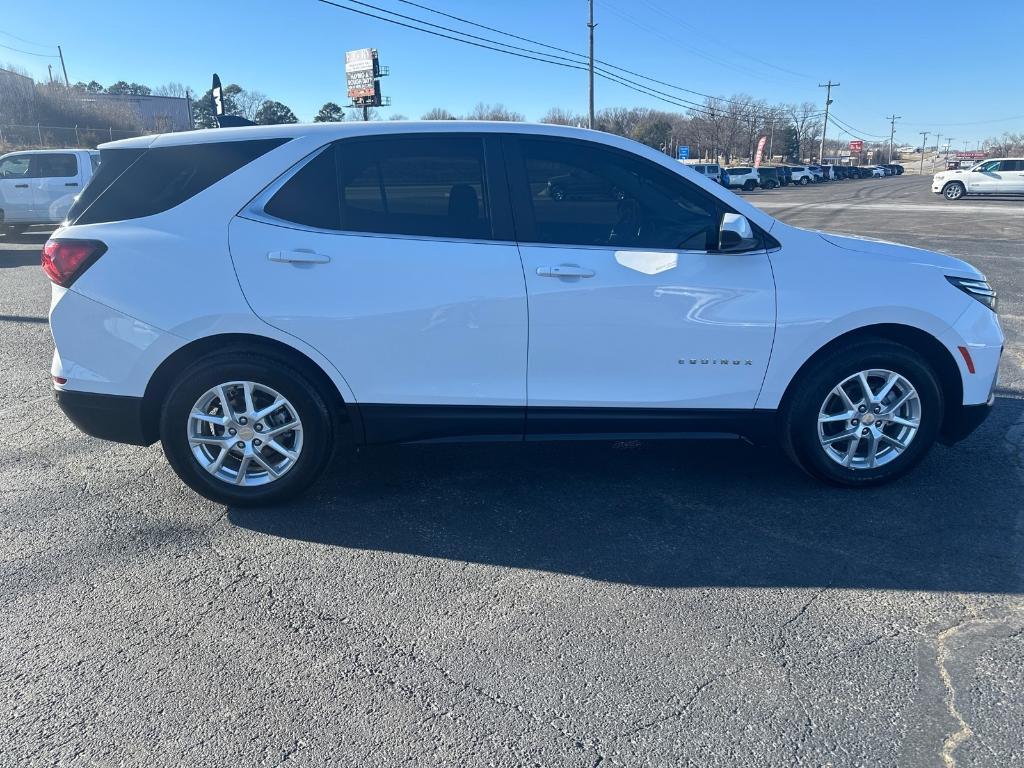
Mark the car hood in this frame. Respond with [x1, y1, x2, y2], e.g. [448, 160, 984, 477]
[817, 232, 983, 278]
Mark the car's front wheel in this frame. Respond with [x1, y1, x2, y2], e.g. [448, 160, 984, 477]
[160, 352, 335, 506]
[781, 340, 943, 487]
[943, 182, 966, 201]
[743, 180, 756, 191]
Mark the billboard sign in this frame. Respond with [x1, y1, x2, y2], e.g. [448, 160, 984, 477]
[955, 151, 986, 160]
[346, 48, 379, 102]
[677, 145, 690, 160]
[849, 139, 864, 152]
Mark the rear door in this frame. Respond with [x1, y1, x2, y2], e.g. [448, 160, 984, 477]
[0, 153, 35, 221]
[504, 134, 776, 424]
[30, 153, 81, 222]
[230, 134, 529, 443]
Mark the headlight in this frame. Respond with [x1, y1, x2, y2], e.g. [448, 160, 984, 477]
[946, 276, 998, 312]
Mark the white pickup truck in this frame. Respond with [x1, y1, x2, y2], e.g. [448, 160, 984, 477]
[0, 149, 99, 235]
[933, 157, 1024, 200]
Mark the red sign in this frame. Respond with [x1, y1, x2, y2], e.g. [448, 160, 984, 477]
[955, 151, 987, 160]
[849, 139, 864, 152]
[753, 135, 767, 168]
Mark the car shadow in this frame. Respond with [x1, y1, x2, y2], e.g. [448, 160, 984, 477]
[230, 396, 1023, 593]
[0, 246, 43, 268]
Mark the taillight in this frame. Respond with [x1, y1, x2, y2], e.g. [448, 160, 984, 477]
[41, 239, 107, 287]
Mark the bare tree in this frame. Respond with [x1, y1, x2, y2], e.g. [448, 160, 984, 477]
[788, 101, 823, 162]
[234, 89, 268, 122]
[541, 107, 584, 126]
[466, 102, 524, 121]
[421, 107, 456, 120]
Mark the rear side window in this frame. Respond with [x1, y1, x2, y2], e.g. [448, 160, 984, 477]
[264, 136, 494, 240]
[339, 137, 492, 240]
[264, 147, 341, 230]
[33, 154, 77, 178]
[89, 152, 100, 173]
[71, 139, 287, 225]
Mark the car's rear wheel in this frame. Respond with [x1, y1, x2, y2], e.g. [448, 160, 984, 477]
[800, 177, 810, 186]
[943, 182, 966, 201]
[160, 353, 335, 506]
[743, 180, 756, 191]
[781, 340, 943, 487]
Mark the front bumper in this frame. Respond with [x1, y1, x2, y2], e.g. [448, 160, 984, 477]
[55, 389, 155, 446]
[939, 396, 994, 445]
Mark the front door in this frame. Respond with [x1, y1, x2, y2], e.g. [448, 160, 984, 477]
[504, 135, 776, 427]
[0, 153, 35, 222]
[229, 134, 528, 443]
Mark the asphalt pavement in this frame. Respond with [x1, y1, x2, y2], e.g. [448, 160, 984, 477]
[2, 175, 1022, 767]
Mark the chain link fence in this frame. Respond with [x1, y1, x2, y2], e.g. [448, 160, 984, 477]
[0, 123, 146, 151]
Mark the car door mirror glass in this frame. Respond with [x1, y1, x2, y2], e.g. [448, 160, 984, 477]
[718, 213, 756, 252]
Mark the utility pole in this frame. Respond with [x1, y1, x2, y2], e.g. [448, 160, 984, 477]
[886, 114, 901, 163]
[818, 80, 839, 162]
[919, 131, 929, 174]
[57, 44, 69, 86]
[587, 0, 595, 129]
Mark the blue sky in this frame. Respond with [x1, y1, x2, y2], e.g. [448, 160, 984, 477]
[2, 0, 1022, 146]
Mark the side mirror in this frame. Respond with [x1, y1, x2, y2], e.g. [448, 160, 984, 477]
[718, 213, 756, 252]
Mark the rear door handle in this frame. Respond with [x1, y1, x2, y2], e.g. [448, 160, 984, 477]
[14, 183, 28, 188]
[268, 250, 331, 264]
[536, 264, 595, 278]
[65, 182, 79, 187]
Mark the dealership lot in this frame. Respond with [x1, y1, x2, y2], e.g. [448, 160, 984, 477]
[2, 176, 1022, 766]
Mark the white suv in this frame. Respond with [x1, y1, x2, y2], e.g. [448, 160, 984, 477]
[0, 149, 99, 235]
[933, 158, 1024, 200]
[46, 123, 1003, 505]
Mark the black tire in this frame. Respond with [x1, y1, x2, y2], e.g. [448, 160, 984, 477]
[780, 339, 943, 487]
[799, 176, 810, 186]
[160, 352, 335, 506]
[943, 182, 966, 201]
[743, 180, 756, 191]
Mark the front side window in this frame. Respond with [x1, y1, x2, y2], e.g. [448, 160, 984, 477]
[976, 160, 1000, 173]
[516, 138, 719, 251]
[0, 155, 31, 178]
[33, 153, 77, 178]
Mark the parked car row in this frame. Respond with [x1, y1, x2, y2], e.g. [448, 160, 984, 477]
[705, 162, 905, 192]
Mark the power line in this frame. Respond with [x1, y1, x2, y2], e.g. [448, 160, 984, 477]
[0, 29, 55, 49]
[316, 0, 816, 121]
[392, 0, 789, 110]
[828, 113, 889, 140]
[0, 40, 59, 58]
[625, 0, 815, 81]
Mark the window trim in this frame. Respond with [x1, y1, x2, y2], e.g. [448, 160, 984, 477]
[242, 133, 516, 244]
[502, 134, 768, 254]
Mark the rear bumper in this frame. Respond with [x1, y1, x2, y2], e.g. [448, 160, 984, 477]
[939, 396, 994, 445]
[55, 389, 154, 446]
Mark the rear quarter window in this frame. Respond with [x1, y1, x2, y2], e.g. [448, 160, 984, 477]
[71, 138, 288, 225]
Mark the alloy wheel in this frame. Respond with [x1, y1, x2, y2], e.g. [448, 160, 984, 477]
[187, 381, 303, 486]
[817, 369, 922, 470]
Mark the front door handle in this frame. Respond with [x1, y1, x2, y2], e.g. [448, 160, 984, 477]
[14, 183, 28, 188]
[268, 250, 331, 264]
[65, 182, 79, 187]
[537, 264, 595, 278]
